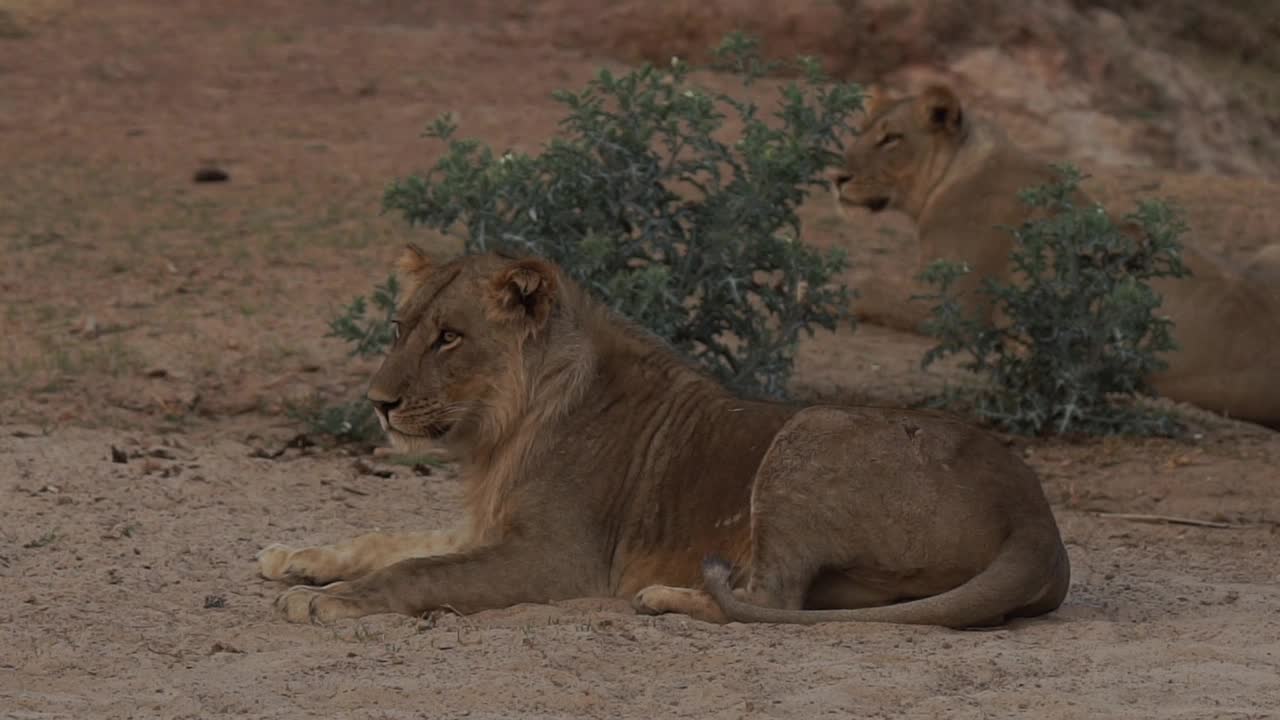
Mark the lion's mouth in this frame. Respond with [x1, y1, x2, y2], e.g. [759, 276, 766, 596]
[865, 197, 890, 212]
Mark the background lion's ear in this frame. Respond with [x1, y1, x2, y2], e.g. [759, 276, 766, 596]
[396, 243, 432, 279]
[487, 259, 559, 331]
[917, 84, 964, 135]
[862, 83, 889, 119]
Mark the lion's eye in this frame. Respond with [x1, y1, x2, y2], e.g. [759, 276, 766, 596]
[435, 329, 462, 350]
[876, 133, 903, 149]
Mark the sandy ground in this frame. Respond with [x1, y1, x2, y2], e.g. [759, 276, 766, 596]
[2, 3, 1279, 719]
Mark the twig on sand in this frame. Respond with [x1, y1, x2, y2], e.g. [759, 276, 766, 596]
[1094, 511, 1233, 529]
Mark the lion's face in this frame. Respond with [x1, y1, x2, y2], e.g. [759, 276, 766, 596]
[830, 84, 966, 217]
[366, 249, 558, 449]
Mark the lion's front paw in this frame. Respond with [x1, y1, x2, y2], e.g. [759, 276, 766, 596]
[274, 582, 360, 625]
[257, 543, 296, 581]
[257, 544, 346, 585]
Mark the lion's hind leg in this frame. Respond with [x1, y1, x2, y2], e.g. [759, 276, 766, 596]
[258, 526, 471, 585]
[631, 575, 895, 624]
[804, 570, 901, 611]
[631, 585, 731, 624]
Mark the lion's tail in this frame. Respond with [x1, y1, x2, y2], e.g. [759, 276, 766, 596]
[701, 534, 1069, 628]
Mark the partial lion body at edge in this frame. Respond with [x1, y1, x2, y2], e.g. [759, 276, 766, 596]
[832, 83, 1280, 427]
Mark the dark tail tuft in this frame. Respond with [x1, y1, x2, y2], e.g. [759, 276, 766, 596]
[701, 554, 734, 587]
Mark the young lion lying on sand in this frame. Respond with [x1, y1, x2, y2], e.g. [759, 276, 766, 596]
[259, 248, 1070, 628]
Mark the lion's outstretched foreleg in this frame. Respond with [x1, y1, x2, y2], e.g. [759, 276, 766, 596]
[274, 537, 597, 624]
[258, 526, 472, 585]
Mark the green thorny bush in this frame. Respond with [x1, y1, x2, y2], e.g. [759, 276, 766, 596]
[917, 164, 1191, 437]
[327, 33, 862, 412]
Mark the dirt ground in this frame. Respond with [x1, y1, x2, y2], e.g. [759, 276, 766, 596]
[2, 3, 1279, 719]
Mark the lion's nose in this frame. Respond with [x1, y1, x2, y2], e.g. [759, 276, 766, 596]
[369, 397, 402, 417]
[824, 167, 852, 188]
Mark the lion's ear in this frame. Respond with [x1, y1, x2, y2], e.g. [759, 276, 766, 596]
[862, 83, 889, 119]
[917, 84, 964, 135]
[487, 258, 559, 332]
[396, 243, 433, 279]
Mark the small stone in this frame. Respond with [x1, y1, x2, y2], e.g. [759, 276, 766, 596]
[353, 458, 394, 478]
[72, 315, 99, 338]
[193, 166, 229, 183]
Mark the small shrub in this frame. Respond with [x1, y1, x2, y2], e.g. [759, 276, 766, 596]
[916, 164, 1191, 436]
[0, 10, 30, 40]
[22, 529, 59, 549]
[292, 276, 399, 444]
[367, 32, 861, 399]
[287, 394, 383, 445]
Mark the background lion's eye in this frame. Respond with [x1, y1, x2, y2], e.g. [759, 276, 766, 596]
[876, 133, 903, 149]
